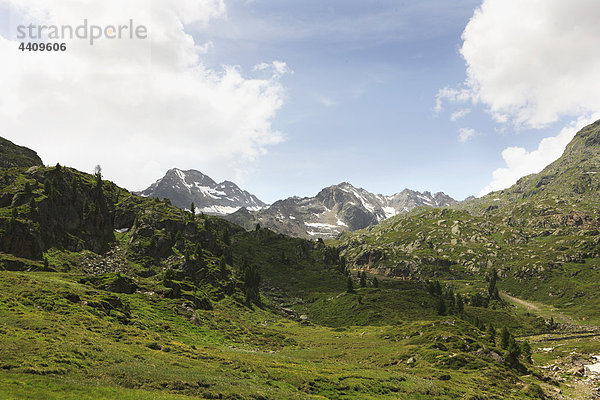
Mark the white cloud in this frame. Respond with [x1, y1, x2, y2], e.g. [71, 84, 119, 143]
[0, 0, 288, 190]
[439, 1, 600, 195]
[460, 0, 600, 128]
[478, 114, 600, 196]
[253, 60, 292, 78]
[458, 128, 476, 143]
[451, 109, 471, 122]
[434, 87, 471, 114]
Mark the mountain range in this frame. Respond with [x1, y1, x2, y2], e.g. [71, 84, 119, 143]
[225, 183, 455, 239]
[139, 170, 456, 239]
[136, 168, 266, 215]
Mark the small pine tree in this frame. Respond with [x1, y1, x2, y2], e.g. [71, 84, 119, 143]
[164, 268, 176, 283]
[446, 288, 456, 309]
[29, 197, 36, 213]
[456, 294, 464, 314]
[437, 296, 447, 316]
[427, 280, 435, 295]
[487, 325, 496, 345]
[500, 327, 511, 349]
[242, 264, 261, 304]
[506, 336, 522, 368]
[346, 276, 355, 293]
[174, 230, 184, 246]
[360, 271, 367, 287]
[487, 268, 499, 300]
[521, 340, 532, 363]
[548, 316, 556, 330]
[190, 202, 195, 217]
[338, 256, 347, 275]
[44, 179, 52, 196]
[219, 255, 227, 275]
[255, 223, 261, 231]
[471, 292, 484, 307]
[372, 277, 379, 288]
[93, 165, 102, 194]
[43, 257, 49, 269]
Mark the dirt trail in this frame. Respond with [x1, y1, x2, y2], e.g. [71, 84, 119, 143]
[500, 291, 541, 311]
[499, 292, 600, 399]
[499, 290, 575, 324]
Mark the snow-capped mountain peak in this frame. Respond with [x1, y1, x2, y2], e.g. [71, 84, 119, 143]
[225, 182, 456, 239]
[137, 168, 266, 215]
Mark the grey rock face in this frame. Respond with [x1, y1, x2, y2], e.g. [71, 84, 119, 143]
[225, 182, 455, 239]
[137, 168, 266, 215]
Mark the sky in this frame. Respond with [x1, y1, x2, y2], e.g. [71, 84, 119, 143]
[1, 0, 600, 203]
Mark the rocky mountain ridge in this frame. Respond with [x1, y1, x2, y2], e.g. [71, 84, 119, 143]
[226, 182, 455, 239]
[137, 168, 266, 215]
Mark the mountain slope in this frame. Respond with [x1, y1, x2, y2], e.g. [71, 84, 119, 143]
[457, 119, 600, 217]
[226, 182, 455, 239]
[0, 137, 43, 169]
[336, 119, 600, 324]
[137, 168, 266, 215]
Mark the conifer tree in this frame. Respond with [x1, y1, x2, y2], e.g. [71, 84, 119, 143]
[219, 255, 227, 275]
[501, 327, 510, 349]
[521, 340, 532, 363]
[506, 336, 522, 368]
[346, 276, 355, 293]
[456, 293, 464, 314]
[338, 256, 347, 275]
[360, 271, 367, 287]
[487, 325, 496, 345]
[437, 296, 447, 316]
[242, 263, 261, 304]
[487, 268, 499, 300]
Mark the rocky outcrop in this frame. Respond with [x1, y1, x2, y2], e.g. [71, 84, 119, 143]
[137, 168, 266, 215]
[0, 137, 43, 169]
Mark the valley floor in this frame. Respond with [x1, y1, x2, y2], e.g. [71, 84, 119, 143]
[1, 269, 597, 400]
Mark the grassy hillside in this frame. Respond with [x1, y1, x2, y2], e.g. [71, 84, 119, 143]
[335, 121, 600, 326]
[6, 127, 600, 398]
[0, 268, 554, 400]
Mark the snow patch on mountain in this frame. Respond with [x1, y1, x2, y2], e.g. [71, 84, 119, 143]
[225, 182, 456, 239]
